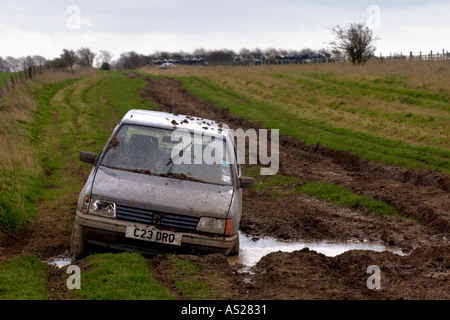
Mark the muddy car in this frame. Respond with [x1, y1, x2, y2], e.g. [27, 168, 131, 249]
[71, 109, 253, 258]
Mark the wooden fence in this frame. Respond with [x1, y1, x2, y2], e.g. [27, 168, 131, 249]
[377, 49, 449, 61]
[0, 65, 45, 97]
[205, 48, 449, 66]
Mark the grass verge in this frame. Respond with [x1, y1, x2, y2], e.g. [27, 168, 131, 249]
[75, 253, 174, 300]
[139, 62, 449, 173]
[0, 255, 48, 300]
[179, 76, 449, 173]
[300, 182, 399, 216]
[243, 166, 399, 216]
[0, 75, 81, 235]
[169, 256, 220, 300]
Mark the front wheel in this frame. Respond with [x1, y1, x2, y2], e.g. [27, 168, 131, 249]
[71, 221, 87, 259]
[228, 236, 240, 256]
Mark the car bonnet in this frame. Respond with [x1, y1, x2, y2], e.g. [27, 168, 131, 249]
[90, 166, 234, 218]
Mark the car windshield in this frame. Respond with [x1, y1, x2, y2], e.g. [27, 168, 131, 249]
[100, 124, 233, 186]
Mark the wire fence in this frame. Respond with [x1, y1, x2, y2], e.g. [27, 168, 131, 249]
[204, 49, 449, 66]
[0, 65, 45, 98]
[376, 49, 449, 61]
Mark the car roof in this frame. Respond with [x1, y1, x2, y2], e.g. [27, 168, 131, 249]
[120, 109, 231, 137]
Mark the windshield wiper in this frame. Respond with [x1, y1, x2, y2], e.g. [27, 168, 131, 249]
[165, 142, 192, 177]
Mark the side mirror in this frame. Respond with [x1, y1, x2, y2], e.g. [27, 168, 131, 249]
[79, 151, 97, 165]
[239, 176, 254, 189]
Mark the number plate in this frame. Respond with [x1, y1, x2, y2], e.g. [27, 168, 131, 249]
[125, 225, 182, 246]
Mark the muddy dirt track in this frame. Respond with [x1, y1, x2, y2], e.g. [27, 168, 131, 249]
[1, 73, 448, 300]
[138, 75, 449, 299]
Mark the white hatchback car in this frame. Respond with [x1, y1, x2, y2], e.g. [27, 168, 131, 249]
[71, 109, 253, 257]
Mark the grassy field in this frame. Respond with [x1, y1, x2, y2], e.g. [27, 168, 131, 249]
[75, 253, 174, 300]
[0, 72, 13, 87]
[242, 165, 399, 217]
[140, 60, 450, 173]
[0, 69, 216, 300]
[0, 62, 448, 300]
[0, 70, 153, 235]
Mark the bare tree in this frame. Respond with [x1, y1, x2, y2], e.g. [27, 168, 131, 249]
[95, 50, 113, 68]
[60, 49, 78, 69]
[205, 49, 235, 65]
[330, 23, 379, 65]
[0, 57, 10, 72]
[22, 56, 36, 69]
[192, 48, 206, 57]
[239, 48, 252, 58]
[115, 51, 143, 70]
[32, 55, 47, 66]
[5, 57, 21, 72]
[76, 47, 96, 67]
[98, 50, 113, 64]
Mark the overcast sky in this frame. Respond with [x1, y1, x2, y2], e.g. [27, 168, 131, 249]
[1, 0, 449, 60]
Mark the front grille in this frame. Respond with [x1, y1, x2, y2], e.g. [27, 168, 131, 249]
[116, 204, 199, 231]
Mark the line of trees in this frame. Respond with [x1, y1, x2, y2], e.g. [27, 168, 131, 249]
[46, 47, 99, 69]
[1, 22, 379, 72]
[112, 47, 342, 69]
[0, 55, 47, 72]
[1, 47, 340, 73]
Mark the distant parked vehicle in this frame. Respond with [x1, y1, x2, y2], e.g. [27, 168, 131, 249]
[159, 62, 176, 69]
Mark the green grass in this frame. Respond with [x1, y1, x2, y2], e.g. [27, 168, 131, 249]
[243, 165, 399, 216]
[0, 170, 41, 234]
[243, 166, 299, 191]
[0, 77, 81, 235]
[76, 253, 221, 300]
[305, 72, 450, 108]
[0, 71, 180, 300]
[0, 255, 48, 300]
[140, 62, 449, 173]
[0, 70, 157, 235]
[169, 256, 220, 300]
[300, 182, 399, 216]
[178, 76, 450, 173]
[75, 253, 174, 300]
[0, 72, 15, 89]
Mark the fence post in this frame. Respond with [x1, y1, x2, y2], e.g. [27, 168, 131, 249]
[409, 52, 412, 60]
[430, 50, 433, 61]
[419, 51, 422, 60]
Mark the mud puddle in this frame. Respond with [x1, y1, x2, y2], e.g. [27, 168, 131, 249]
[227, 232, 406, 271]
[44, 252, 73, 268]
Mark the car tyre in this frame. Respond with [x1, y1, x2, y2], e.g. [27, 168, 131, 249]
[228, 236, 240, 256]
[71, 221, 87, 259]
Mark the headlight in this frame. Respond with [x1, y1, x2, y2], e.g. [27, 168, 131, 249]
[196, 217, 226, 234]
[87, 198, 116, 218]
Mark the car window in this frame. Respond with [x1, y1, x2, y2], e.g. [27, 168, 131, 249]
[100, 124, 233, 186]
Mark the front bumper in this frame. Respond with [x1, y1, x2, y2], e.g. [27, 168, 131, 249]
[74, 209, 238, 255]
